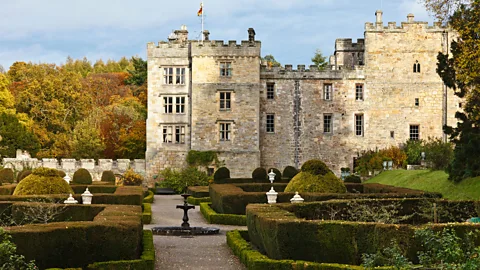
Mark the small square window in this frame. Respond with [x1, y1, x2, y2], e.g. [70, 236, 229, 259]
[415, 98, 419, 106]
[323, 114, 332, 133]
[164, 97, 173, 113]
[267, 83, 275, 99]
[324, 84, 332, 101]
[219, 92, 231, 111]
[220, 62, 232, 77]
[266, 114, 275, 133]
[410, 125, 419, 140]
[390, 131, 394, 138]
[219, 122, 231, 141]
[355, 84, 364, 101]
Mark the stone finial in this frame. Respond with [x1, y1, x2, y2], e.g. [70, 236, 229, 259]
[248, 28, 256, 42]
[81, 188, 93, 205]
[64, 194, 78, 204]
[203, 30, 210, 41]
[407, 13, 414, 22]
[375, 10, 383, 24]
[290, 192, 304, 203]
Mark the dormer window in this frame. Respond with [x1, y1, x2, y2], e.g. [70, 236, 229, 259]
[413, 61, 421, 73]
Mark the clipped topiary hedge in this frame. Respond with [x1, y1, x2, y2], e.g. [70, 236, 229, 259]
[13, 168, 74, 195]
[101, 170, 116, 183]
[0, 168, 14, 184]
[143, 190, 154, 203]
[282, 166, 299, 179]
[200, 203, 246, 226]
[16, 170, 32, 182]
[344, 175, 361, 183]
[252, 167, 267, 182]
[142, 203, 152, 224]
[72, 168, 92, 185]
[187, 196, 211, 205]
[301, 159, 332, 175]
[284, 172, 346, 193]
[213, 167, 230, 182]
[187, 186, 209, 198]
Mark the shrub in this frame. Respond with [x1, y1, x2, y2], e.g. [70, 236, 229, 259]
[13, 168, 74, 195]
[283, 166, 299, 179]
[0, 228, 37, 270]
[159, 167, 209, 193]
[252, 167, 267, 181]
[123, 168, 143, 186]
[213, 167, 230, 182]
[267, 168, 282, 182]
[301, 159, 332, 176]
[101, 170, 116, 183]
[57, 170, 66, 177]
[72, 168, 92, 184]
[378, 146, 407, 169]
[16, 169, 32, 182]
[423, 137, 453, 171]
[0, 168, 14, 184]
[284, 171, 346, 193]
[403, 139, 424, 165]
[344, 175, 361, 183]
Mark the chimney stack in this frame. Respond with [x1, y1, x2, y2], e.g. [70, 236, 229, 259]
[375, 10, 383, 24]
[248, 28, 256, 42]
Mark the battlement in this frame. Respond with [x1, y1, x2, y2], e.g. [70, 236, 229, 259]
[335, 38, 365, 51]
[260, 64, 364, 79]
[365, 11, 446, 32]
[191, 40, 261, 57]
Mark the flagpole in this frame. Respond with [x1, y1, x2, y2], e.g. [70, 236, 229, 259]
[201, 2, 204, 43]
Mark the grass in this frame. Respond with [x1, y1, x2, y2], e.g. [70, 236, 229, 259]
[366, 169, 480, 200]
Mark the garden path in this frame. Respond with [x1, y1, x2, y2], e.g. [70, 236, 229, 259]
[144, 195, 247, 270]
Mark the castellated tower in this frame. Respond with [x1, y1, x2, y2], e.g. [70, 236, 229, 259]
[146, 26, 261, 181]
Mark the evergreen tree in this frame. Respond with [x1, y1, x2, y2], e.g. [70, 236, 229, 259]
[311, 49, 328, 70]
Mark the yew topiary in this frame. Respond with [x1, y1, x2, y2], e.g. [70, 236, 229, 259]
[252, 167, 267, 182]
[101, 170, 116, 183]
[213, 167, 230, 182]
[284, 171, 346, 193]
[72, 168, 92, 185]
[16, 170, 32, 182]
[344, 175, 362, 183]
[0, 168, 14, 184]
[283, 166, 299, 179]
[301, 159, 332, 176]
[13, 167, 74, 195]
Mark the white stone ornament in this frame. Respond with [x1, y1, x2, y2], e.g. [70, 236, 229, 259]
[81, 188, 93, 204]
[64, 194, 78, 204]
[290, 192, 304, 203]
[63, 174, 71, 184]
[266, 187, 278, 204]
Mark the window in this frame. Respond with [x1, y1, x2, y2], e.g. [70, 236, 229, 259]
[323, 114, 332, 133]
[413, 61, 421, 73]
[415, 98, 419, 106]
[163, 97, 173, 113]
[176, 97, 185, 114]
[324, 84, 332, 101]
[163, 96, 186, 114]
[163, 125, 185, 144]
[390, 131, 395, 138]
[163, 67, 185, 85]
[355, 114, 364, 136]
[266, 114, 275, 133]
[410, 125, 419, 140]
[459, 102, 463, 108]
[220, 62, 232, 77]
[355, 84, 364, 101]
[267, 83, 275, 99]
[219, 122, 231, 141]
[219, 92, 231, 111]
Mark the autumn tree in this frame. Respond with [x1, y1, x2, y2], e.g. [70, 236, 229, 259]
[421, 0, 472, 24]
[124, 57, 147, 106]
[0, 74, 15, 114]
[261, 55, 281, 67]
[311, 49, 328, 70]
[71, 116, 105, 159]
[437, 0, 480, 181]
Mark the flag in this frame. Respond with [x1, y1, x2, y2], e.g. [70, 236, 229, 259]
[197, 3, 203, 16]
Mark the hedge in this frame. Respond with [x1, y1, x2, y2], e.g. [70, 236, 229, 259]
[200, 202, 246, 226]
[210, 183, 441, 215]
[187, 196, 211, 205]
[7, 203, 143, 269]
[143, 190, 154, 203]
[246, 202, 480, 265]
[226, 230, 391, 270]
[187, 186, 209, 198]
[142, 203, 152, 224]
[71, 185, 117, 194]
[0, 183, 16, 195]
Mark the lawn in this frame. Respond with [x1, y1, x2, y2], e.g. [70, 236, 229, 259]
[366, 169, 480, 200]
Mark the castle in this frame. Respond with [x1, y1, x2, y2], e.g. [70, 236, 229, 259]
[145, 10, 460, 185]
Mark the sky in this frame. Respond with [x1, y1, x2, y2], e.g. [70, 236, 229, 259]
[0, 0, 435, 70]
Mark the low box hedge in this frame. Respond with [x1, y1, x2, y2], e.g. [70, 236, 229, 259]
[0, 183, 16, 195]
[187, 186, 209, 198]
[200, 202, 246, 226]
[71, 185, 117, 194]
[143, 190, 154, 203]
[187, 196, 211, 205]
[210, 183, 441, 215]
[246, 202, 480, 265]
[227, 230, 391, 270]
[142, 203, 152, 224]
[6, 203, 143, 269]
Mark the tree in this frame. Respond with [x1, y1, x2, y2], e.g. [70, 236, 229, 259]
[261, 54, 281, 68]
[124, 57, 147, 86]
[0, 74, 15, 114]
[71, 117, 105, 159]
[421, 0, 472, 24]
[0, 112, 40, 158]
[311, 49, 328, 70]
[437, 1, 480, 181]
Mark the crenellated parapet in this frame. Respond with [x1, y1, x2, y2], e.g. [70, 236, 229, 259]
[260, 64, 364, 80]
[191, 40, 261, 57]
[365, 11, 447, 33]
[335, 38, 365, 51]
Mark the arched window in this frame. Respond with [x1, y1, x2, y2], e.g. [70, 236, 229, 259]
[413, 61, 421, 73]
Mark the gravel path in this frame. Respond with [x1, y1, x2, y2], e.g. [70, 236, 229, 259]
[144, 195, 247, 270]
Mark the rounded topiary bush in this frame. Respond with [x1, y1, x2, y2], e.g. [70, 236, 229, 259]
[213, 167, 230, 182]
[72, 168, 92, 185]
[252, 167, 267, 182]
[101, 170, 116, 183]
[13, 167, 74, 195]
[57, 170, 66, 177]
[344, 175, 362, 183]
[301, 159, 332, 176]
[16, 169, 32, 182]
[284, 171, 346, 193]
[123, 168, 143, 186]
[267, 168, 282, 182]
[283, 166, 299, 179]
[0, 168, 14, 184]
